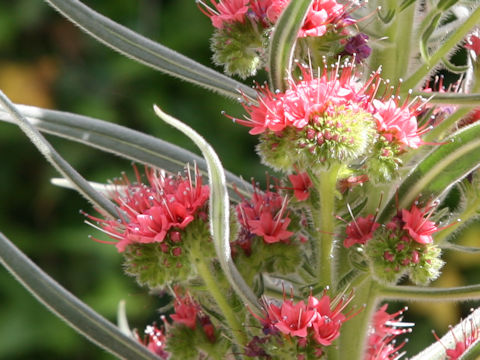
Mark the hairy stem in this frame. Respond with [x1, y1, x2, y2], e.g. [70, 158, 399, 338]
[311, 164, 341, 287]
[339, 278, 379, 360]
[378, 284, 480, 301]
[189, 243, 247, 347]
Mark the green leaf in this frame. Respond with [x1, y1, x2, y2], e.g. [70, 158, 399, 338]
[43, 0, 256, 100]
[379, 122, 480, 222]
[0, 91, 119, 219]
[443, 243, 480, 253]
[399, 0, 416, 12]
[268, 0, 312, 92]
[0, 104, 253, 201]
[441, 56, 469, 74]
[153, 105, 260, 313]
[413, 92, 480, 106]
[419, 13, 441, 62]
[0, 232, 160, 360]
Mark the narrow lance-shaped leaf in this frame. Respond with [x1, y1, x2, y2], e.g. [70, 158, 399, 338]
[268, 0, 313, 92]
[0, 104, 253, 201]
[0, 232, 160, 360]
[0, 91, 119, 219]
[379, 122, 480, 222]
[410, 308, 480, 360]
[153, 105, 261, 313]
[43, 0, 256, 100]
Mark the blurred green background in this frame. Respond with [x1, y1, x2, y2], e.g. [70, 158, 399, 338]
[1, 1, 480, 359]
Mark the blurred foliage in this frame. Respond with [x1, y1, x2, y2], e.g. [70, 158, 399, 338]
[1, 1, 480, 359]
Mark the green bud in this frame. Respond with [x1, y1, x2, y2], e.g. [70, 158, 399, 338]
[211, 22, 265, 79]
[366, 138, 401, 183]
[122, 219, 211, 289]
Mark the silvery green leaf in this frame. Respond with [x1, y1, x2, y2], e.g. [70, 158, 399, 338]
[43, 0, 256, 100]
[153, 105, 260, 313]
[0, 92, 119, 219]
[0, 233, 160, 360]
[268, 0, 312, 91]
[0, 104, 253, 201]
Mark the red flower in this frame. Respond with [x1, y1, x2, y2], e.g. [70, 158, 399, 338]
[433, 311, 480, 360]
[136, 324, 169, 359]
[299, 0, 346, 38]
[198, 0, 249, 29]
[372, 98, 425, 149]
[288, 171, 313, 201]
[401, 204, 438, 244]
[236, 182, 294, 244]
[268, 299, 316, 337]
[249, 211, 294, 243]
[170, 293, 200, 329]
[465, 30, 480, 57]
[344, 214, 380, 248]
[84, 166, 209, 252]
[235, 65, 374, 135]
[365, 305, 412, 360]
[265, 0, 289, 22]
[308, 294, 347, 345]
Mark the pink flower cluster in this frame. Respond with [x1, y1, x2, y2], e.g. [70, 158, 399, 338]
[344, 203, 440, 249]
[253, 292, 354, 353]
[86, 166, 209, 252]
[171, 290, 216, 343]
[237, 65, 427, 150]
[199, 0, 349, 36]
[136, 323, 169, 359]
[366, 304, 412, 360]
[236, 182, 293, 245]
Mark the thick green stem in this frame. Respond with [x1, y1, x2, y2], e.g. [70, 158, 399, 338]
[189, 244, 247, 347]
[403, 5, 480, 91]
[339, 278, 379, 360]
[311, 163, 341, 287]
[378, 284, 480, 301]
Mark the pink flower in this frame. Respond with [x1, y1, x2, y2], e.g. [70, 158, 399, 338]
[433, 313, 480, 360]
[268, 299, 316, 337]
[170, 292, 200, 329]
[338, 174, 369, 193]
[84, 166, 209, 252]
[287, 171, 313, 201]
[198, 0, 249, 29]
[136, 324, 169, 359]
[344, 214, 380, 248]
[401, 204, 438, 244]
[365, 305, 412, 360]
[235, 65, 373, 135]
[299, 0, 346, 38]
[308, 294, 348, 345]
[372, 98, 425, 149]
[465, 30, 480, 57]
[249, 211, 294, 243]
[265, 0, 289, 22]
[236, 181, 294, 244]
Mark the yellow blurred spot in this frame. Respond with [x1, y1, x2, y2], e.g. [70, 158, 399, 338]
[0, 57, 57, 108]
[409, 266, 462, 330]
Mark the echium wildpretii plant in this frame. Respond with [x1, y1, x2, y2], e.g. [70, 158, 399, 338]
[5, 0, 480, 359]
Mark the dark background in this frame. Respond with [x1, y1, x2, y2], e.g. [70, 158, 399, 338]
[0, 1, 479, 359]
